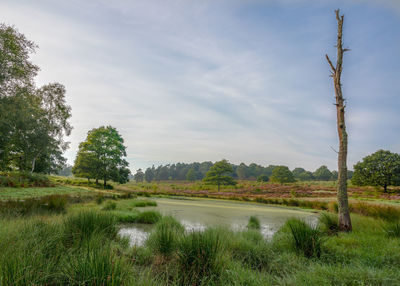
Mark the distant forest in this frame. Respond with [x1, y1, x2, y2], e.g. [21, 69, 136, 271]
[129, 162, 354, 182]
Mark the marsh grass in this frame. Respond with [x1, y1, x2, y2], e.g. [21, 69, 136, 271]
[147, 216, 184, 257]
[247, 216, 261, 230]
[135, 210, 162, 224]
[382, 221, 400, 237]
[177, 229, 224, 285]
[319, 212, 339, 235]
[133, 200, 157, 207]
[285, 218, 323, 258]
[0, 194, 67, 216]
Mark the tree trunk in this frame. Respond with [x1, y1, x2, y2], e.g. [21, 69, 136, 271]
[96, 178, 98, 185]
[384, 184, 387, 193]
[104, 178, 106, 188]
[326, 10, 352, 232]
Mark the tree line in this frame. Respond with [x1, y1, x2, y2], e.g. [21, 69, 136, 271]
[132, 162, 353, 183]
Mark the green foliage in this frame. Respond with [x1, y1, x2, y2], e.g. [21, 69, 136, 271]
[382, 221, 400, 238]
[247, 216, 261, 230]
[256, 174, 269, 182]
[132, 200, 157, 207]
[0, 171, 51, 187]
[313, 165, 333, 181]
[285, 218, 323, 258]
[102, 201, 117, 211]
[134, 168, 144, 183]
[352, 150, 400, 192]
[62, 211, 118, 247]
[134, 211, 162, 224]
[0, 194, 67, 216]
[177, 229, 224, 285]
[186, 168, 197, 181]
[292, 167, 315, 181]
[319, 212, 339, 235]
[147, 216, 184, 256]
[270, 166, 295, 184]
[203, 159, 237, 190]
[72, 126, 130, 186]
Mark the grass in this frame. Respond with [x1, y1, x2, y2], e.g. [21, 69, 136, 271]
[247, 216, 261, 230]
[284, 218, 323, 258]
[318, 212, 339, 235]
[382, 221, 400, 237]
[102, 200, 117, 210]
[0, 185, 92, 200]
[132, 200, 157, 207]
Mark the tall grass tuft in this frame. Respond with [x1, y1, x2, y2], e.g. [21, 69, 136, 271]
[133, 200, 157, 207]
[319, 212, 339, 235]
[147, 216, 184, 257]
[135, 211, 162, 224]
[60, 236, 131, 285]
[247, 216, 261, 230]
[285, 218, 323, 258]
[177, 229, 224, 285]
[382, 221, 400, 238]
[62, 211, 117, 247]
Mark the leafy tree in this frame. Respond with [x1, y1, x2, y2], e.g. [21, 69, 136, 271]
[0, 23, 38, 98]
[186, 169, 196, 182]
[352, 150, 400, 192]
[145, 166, 155, 183]
[314, 165, 333, 181]
[73, 126, 130, 187]
[257, 174, 269, 182]
[292, 168, 315, 181]
[134, 169, 144, 183]
[0, 24, 71, 173]
[270, 166, 295, 184]
[203, 159, 236, 191]
[236, 163, 248, 180]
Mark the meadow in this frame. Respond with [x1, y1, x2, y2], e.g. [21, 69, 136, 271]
[1, 176, 400, 285]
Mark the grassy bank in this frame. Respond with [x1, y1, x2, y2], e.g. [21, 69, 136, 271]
[1, 207, 400, 285]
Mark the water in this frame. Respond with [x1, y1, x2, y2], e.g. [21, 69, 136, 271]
[119, 197, 317, 246]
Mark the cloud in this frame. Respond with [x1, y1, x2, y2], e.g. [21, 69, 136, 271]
[1, 0, 399, 172]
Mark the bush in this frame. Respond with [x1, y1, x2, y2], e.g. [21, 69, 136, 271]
[102, 201, 117, 211]
[147, 216, 184, 257]
[0, 171, 51, 188]
[95, 195, 104, 204]
[177, 229, 224, 285]
[247, 216, 261, 230]
[319, 212, 339, 235]
[285, 218, 323, 258]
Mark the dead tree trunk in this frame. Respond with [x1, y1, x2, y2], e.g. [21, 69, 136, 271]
[326, 9, 352, 232]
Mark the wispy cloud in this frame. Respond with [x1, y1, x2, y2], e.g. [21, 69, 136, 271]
[1, 0, 399, 171]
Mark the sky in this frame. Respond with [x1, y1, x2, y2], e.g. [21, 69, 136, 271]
[1, 0, 399, 172]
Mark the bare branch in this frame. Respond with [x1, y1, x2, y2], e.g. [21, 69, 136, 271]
[330, 146, 339, 154]
[325, 54, 336, 73]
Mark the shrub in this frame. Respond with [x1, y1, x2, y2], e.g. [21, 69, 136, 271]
[147, 216, 184, 257]
[177, 229, 224, 285]
[285, 218, 323, 258]
[102, 201, 117, 211]
[382, 221, 400, 238]
[247, 216, 261, 230]
[0, 195, 67, 216]
[319, 212, 339, 235]
[0, 171, 51, 188]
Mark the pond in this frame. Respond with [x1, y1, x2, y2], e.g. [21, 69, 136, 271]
[119, 197, 317, 246]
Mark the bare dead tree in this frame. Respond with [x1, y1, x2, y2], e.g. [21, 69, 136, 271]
[326, 9, 352, 231]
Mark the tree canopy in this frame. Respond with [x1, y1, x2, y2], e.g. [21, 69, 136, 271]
[0, 24, 71, 173]
[352, 150, 400, 192]
[269, 166, 295, 184]
[203, 159, 236, 191]
[72, 126, 130, 187]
